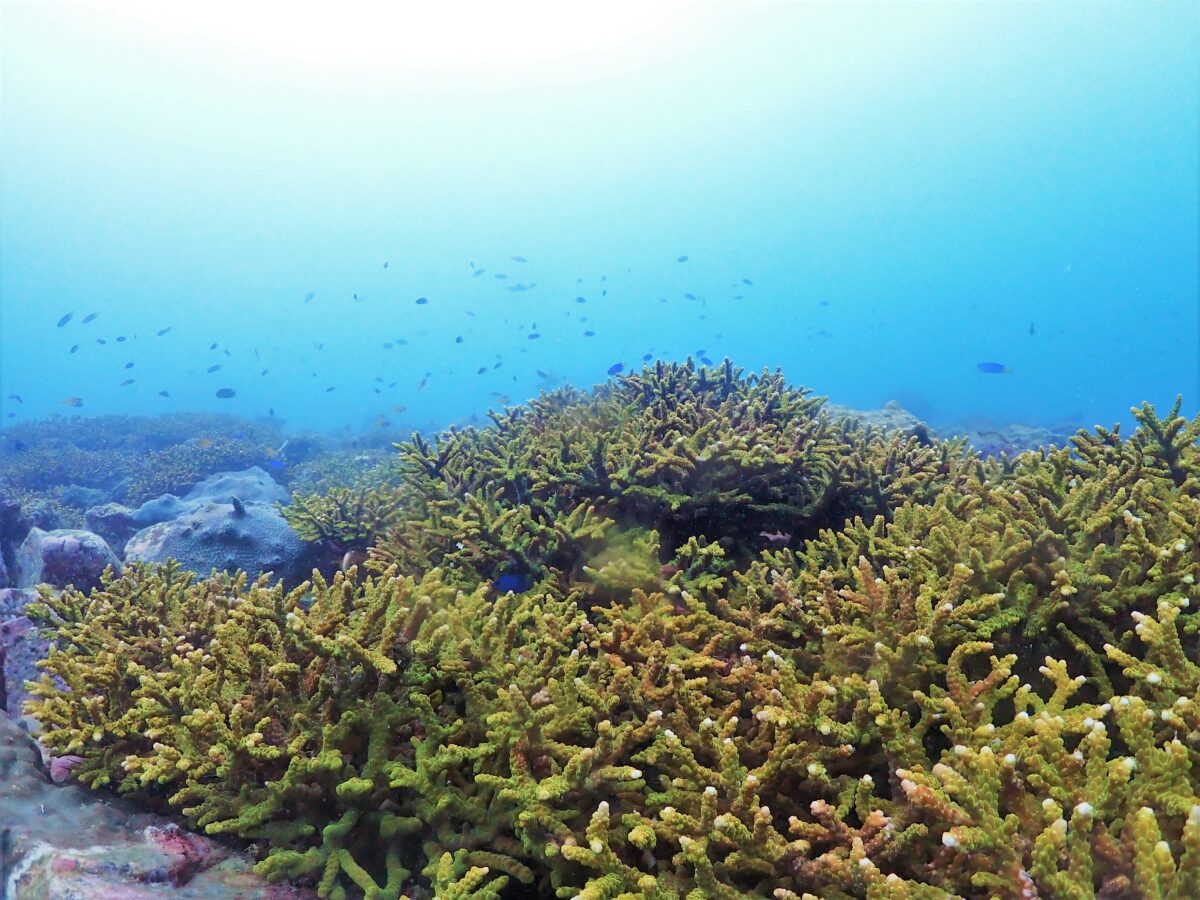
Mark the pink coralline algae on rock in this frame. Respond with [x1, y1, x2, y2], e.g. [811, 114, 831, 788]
[0, 711, 313, 899]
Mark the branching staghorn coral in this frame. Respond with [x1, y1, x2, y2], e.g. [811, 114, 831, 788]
[23, 387, 1200, 899]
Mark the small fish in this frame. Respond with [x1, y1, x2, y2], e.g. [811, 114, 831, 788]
[124, 362, 134, 369]
[116, 336, 127, 342]
[607, 362, 624, 376]
[684, 293, 697, 301]
[383, 342, 394, 349]
[575, 296, 587, 304]
[260, 368, 269, 375]
[61, 396, 83, 407]
[742, 278, 753, 286]
[70, 344, 79, 353]
[418, 377, 428, 389]
[528, 333, 541, 340]
[700, 357, 713, 365]
[511, 255, 528, 263]
[455, 336, 463, 344]
[493, 571, 532, 593]
[210, 342, 219, 350]
[494, 273, 507, 280]
[536, 370, 549, 379]
[677, 255, 688, 263]
[265, 458, 286, 471]
[1028, 322, 1036, 335]
[325, 386, 335, 392]
[158, 390, 170, 397]
[477, 367, 488, 375]
[304, 292, 315, 304]
[6, 394, 22, 403]
[95, 338, 107, 344]
[57, 312, 73, 327]
[642, 353, 652, 361]
[196, 438, 215, 448]
[758, 529, 791, 546]
[977, 362, 1011, 374]
[473, 268, 485, 277]
[82, 312, 98, 323]
[383, 261, 389, 268]
[120, 378, 134, 386]
[583, 330, 595, 337]
[391, 405, 407, 413]
[156, 326, 172, 336]
[216, 388, 236, 398]
[415, 297, 429, 305]
[207, 364, 222, 373]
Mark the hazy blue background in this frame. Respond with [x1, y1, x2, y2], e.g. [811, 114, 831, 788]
[2, 1, 1197, 437]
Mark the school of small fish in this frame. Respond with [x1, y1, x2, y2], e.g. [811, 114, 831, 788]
[6, 251, 1018, 428]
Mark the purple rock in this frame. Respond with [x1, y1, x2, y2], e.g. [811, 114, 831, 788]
[16, 528, 122, 594]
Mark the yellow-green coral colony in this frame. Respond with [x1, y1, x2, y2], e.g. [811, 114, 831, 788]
[25, 363, 1200, 899]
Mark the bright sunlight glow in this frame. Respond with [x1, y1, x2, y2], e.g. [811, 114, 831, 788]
[72, 1, 699, 72]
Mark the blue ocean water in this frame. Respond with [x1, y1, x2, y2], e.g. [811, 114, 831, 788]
[1, 2, 1196, 436]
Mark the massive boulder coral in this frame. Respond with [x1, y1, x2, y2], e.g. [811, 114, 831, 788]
[124, 498, 312, 588]
[22, 371, 1200, 899]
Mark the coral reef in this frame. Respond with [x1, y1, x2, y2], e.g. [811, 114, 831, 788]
[20, 365, 1200, 899]
[370, 360, 970, 585]
[0, 411, 283, 506]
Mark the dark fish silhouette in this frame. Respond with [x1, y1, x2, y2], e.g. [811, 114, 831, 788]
[455, 336, 463, 343]
[61, 396, 83, 406]
[120, 379, 134, 386]
[528, 333, 541, 340]
[82, 313, 98, 323]
[583, 330, 595, 337]
[158, 390, 170, 397]
[96, 339, 107, 345]
[210, 342, 219, 350]
[156, 327, 172, 336]
[6, 394, 22, 403]
[57, 313, 73, 327]
[215, 388, 236, 398]
[207, 364, 222, 373]
[677, 255, 688, 263]
[304, 292, 315, 303]
[415, 297, 429, 305]
[607, 362, 623, 375]
[977, 362, 1011, 374]
[510, 255, 528, 263]
[70, 345, 78, 354]
[743, 278, 753, 286]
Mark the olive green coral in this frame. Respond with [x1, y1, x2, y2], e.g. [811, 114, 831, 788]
[24, 380, 1200, 899]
